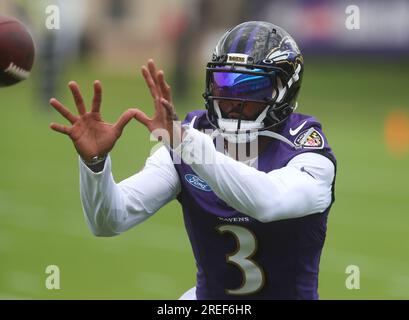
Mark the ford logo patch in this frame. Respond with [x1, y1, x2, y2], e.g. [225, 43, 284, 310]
[184, 174, 212, 192]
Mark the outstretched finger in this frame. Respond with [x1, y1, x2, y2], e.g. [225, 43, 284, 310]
[49, 98, 78, 124]
[133, 108, 153, 130]
[68, 81, 86, 115]
[157, 71, 172, 103]
[114, 109, 147, 133]
[92, 80, 102, 113]
[148, 59, 170, 100]
[50, 122, 72, 135]
[147, 59, 159, 85]
[142, 66, 160, 100]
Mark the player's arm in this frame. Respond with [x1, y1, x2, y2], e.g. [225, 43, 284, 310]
[135, 60, 334, 223]
[79, 146, 180, 236]
[176, 126, 334, 222]
[49, 80, 180, 236]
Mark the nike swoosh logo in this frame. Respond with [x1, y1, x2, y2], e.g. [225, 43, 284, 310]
[289, 120, 307, 136]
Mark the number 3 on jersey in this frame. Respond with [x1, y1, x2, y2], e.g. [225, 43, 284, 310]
[216, 225, 265, 295]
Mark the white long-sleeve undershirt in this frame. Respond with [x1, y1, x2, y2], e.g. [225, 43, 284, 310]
[79, 147, 180, 237]
[173, 127, 334, 223]
[79, 128, 334, 237]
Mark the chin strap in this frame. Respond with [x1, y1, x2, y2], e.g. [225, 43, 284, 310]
[188, 113, 301, 149]
[257, 130, 301, 149]
[209, 128, 301, 149]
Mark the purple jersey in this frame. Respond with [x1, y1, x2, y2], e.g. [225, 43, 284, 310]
[172, 110, 336, 300]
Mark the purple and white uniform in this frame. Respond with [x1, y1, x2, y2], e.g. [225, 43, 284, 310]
[173, 110, 336, 299]
[79, 110, 336, 300]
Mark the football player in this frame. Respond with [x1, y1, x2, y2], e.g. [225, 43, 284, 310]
[49, 21, 336, 299]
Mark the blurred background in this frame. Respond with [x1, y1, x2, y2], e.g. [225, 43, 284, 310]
[0, 0, 408, 299]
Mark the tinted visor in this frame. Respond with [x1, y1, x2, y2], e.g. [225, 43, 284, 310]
[211, 69, 276, 102]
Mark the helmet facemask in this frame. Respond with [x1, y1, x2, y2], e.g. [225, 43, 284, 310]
[204, 64, 288, 143]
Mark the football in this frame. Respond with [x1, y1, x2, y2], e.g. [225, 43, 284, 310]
[0, 15, 35, 87]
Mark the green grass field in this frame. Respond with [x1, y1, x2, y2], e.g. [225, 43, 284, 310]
[0, 60, 408, 299]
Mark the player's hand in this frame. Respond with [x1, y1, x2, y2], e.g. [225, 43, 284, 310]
[134, 59, 181, 148]
[49, 80, 139, 163]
